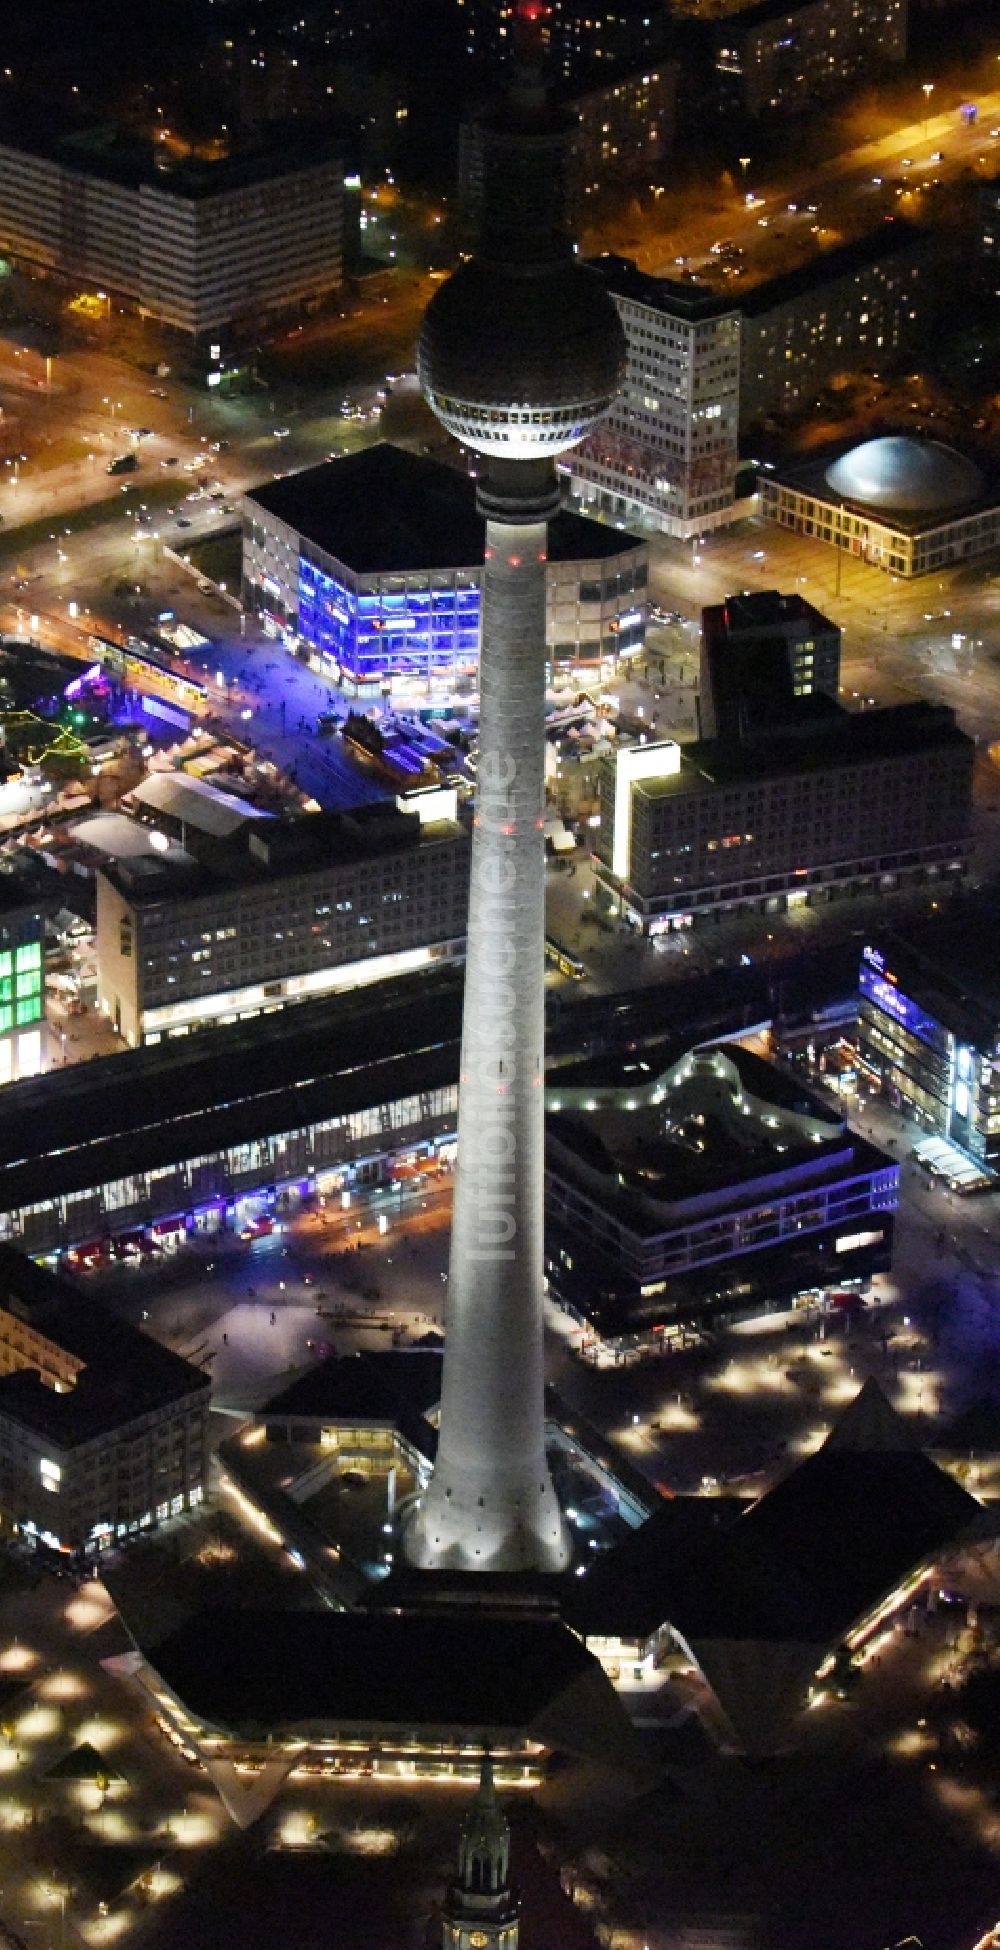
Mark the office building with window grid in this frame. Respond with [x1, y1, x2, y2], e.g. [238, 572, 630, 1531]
[565, 256, 741, 538]
[95, 795, 469, 1047]
[597, 702, 973, 933]
[856, 911, 1000, 1175]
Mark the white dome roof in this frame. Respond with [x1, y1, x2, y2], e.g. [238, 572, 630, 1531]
[825, 436, 982, 515]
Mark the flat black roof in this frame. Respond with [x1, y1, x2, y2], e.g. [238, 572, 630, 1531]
[139, 1605, 603, 1735]
[0, 1247, 207, 1444]
[0, 968, 466, 1214]
[101, 801, 463, 907]
[587, 254, 738, 322]
[740, 222, 927, 317]
[568, 1439, 978, 1645]
[635, 700, 971, 794]
[263, 1348, 443, 1424]
[246, 443, 645, 576]
[0, 103, 341, 199]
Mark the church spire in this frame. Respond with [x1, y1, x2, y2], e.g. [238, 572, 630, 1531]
[443, 1755, 521, 1949]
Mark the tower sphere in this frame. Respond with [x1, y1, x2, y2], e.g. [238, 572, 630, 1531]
[419, 256, 625, 461]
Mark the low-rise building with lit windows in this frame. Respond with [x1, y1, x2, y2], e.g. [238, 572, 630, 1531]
[543, 1039, 898, 1346]
[713, 0, 906, 118]
[0, 1247, 209, 1555]
[740, 223, 930, 425]
[760, 435, 1000, 577]
[242, 444, 648, 691]
[0, 972, 466, 1258]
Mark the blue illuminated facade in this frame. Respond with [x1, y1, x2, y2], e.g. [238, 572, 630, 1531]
[857, 942, 1000, 1173]
[243, 447, 649, 693]
[298, 559, 481, 688]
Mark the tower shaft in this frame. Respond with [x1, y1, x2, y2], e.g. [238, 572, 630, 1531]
[405, 472, 570, 1572]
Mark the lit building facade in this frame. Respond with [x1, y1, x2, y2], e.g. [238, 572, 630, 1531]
[740, 223, 929, 425]
[0, 121, 343, 337]
[569, 66, 678, 186]
[699, 589, 841, 740]
[714, 0, 907, 118]
[243, 445, 647, 691]
[0, 894, 45, 1086]
[456, 0, 664, 84]
[95, 797, 469, 1045]
[544, 1042, 898, 1343]
[761, 437, 1000, 578]
[857, 932, 1000, 1174]
[597, 704, 973, 932]
[0, 1248, 209, 1554]
[567, 257, 741, 538]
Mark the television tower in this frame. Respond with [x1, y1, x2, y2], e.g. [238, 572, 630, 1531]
[403, 10, 625, 1572]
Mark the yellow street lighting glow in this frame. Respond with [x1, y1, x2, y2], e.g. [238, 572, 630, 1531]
[40, 1669, 86, 1701]
[657, 1399, 700, 1433]
[65, 1591, 112, 1631]
[0, 1643, 38, 1673]
[17, 1705, 60, 1740]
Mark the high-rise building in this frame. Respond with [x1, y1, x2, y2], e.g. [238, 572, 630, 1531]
[402, 11, 625, 1572]
[699, 589, 841, 739]
[0, 111, 343, 337]
[566, 255, 741, 537]
[443, 1755, 521, 1950]
[713, 0, 907, 117]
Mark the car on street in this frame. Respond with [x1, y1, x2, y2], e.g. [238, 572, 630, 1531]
[175, 516, 192, 527]
[160, 456, 179, 467]
[273, 426, 290, 439]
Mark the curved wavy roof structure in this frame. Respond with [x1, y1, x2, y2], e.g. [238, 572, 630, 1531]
[825, 436, 982, 515]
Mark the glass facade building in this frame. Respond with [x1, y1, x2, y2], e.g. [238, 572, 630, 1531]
[857, 941, 1000, 1172]
[298, 559, 482, 687]
[0, 903, 45, 1087]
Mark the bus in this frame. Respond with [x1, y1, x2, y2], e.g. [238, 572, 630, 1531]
[545, 935, 586, 980]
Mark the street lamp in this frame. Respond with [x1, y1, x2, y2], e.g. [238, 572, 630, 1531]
[738, 156, 751, 181]
[921, 83, 933, 136]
